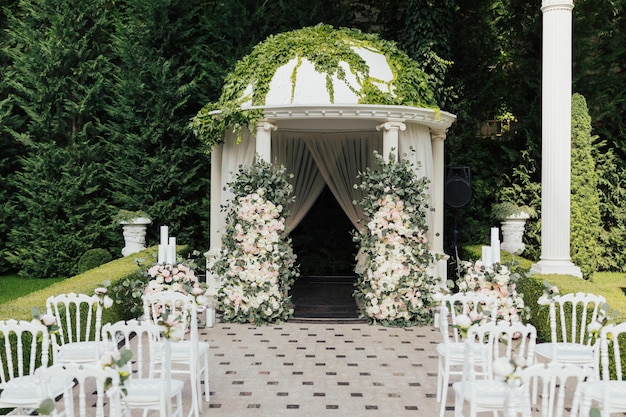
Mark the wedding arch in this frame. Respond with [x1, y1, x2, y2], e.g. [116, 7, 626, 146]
[191, 25, 456, 293]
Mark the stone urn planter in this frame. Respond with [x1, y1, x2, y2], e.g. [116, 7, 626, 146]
[118, 214, 152, 257]
[500, 212, 530, 255]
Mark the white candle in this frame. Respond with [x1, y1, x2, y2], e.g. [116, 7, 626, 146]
[158, 245, 165, 264]
[169, 237, 176, 264]
[482, 245, 492, 268]
[160, 226, 168, 246]
[491, 227, 501, 265]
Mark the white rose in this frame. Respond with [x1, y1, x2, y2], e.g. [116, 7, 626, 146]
[195, 295, 210, 306]
[493, 356, 516, 379]
[170, 326, 185, 342]
[588, 321, 602, 333]
[454, 314, 472, 329]
[103, 296, 114, 309]
[40, 314, 56, 326]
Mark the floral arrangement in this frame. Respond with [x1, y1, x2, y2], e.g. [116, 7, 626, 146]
[100, 348, 132, 395]
[213, 159, 299, 324]
[537, 281, 560, 306]
[94, 285, 114, 308]
[586, 302, 616, 345]
[454, 260, 529, 323]
[353, 152, 440, 327]
[452, 311, 487, 339]
[143, 259, 209, 308]
[493, 355, 527, 383]
[31, 307, 59, 335]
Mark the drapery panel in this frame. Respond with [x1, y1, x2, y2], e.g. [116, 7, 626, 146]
[398, 123, 435, 244]
[301, 132, 382, 230]
[220, 130, 256, 230]
[272, 134, 326, 232]
[218, 124, 434, 240]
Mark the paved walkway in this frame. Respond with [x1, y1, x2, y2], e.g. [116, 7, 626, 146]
[198, 319, 444, 417]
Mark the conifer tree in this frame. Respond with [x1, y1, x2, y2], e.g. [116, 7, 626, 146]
[570, 93, 602, 278]
[2, 0, 116, 277]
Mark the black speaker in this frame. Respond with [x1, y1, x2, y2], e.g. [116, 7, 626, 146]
[445, 166, 472, 208]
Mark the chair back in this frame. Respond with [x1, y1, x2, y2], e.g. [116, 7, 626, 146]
[463, 321, 537, 384]
[548, 292, 606, 345]
[439, 292, 499, 343]
[0, 319, 50, 386]
[512, 362, 593, 417]
[44, 362, 123, 417]
[142, 291, 199, 341]
[598, 322, 626, 381]
[101, 319, 160, 380]
[46, 293, 103, 345]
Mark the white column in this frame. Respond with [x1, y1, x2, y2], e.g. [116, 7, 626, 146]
[255, 120, 276, 162]
[531, 0, 582, 277]
[431, 130, 447, 286]
[205, 144, 223, 291]
[376, 120, 405, 162]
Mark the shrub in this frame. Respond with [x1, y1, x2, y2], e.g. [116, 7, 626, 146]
[570, 93, 602, 278]
[77, 249, 113, 273]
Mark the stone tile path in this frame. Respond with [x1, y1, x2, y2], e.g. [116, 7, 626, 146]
[199, 320, 443, 416]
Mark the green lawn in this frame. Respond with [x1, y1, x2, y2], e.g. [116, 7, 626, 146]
[0, 273, 66, 305]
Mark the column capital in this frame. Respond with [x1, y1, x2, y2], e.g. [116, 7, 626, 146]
[430, 129, 447, 142]
[257, 120, 278, 132]
[541, 0, 574, 12]
[376, 120, 406, 132]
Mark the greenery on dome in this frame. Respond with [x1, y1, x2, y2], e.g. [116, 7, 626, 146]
[190, 24, 441, 150]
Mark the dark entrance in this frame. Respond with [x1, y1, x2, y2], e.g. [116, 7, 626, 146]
[289, 186, 360, 320]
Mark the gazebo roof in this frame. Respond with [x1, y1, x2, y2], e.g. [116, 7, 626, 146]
[191, 24, 455, 147]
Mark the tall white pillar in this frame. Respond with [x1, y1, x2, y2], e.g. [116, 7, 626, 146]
[431, 130, 447, 286]
[530, 0, 582, 277]
[205, 144, 223, 291]
[377, 120, 405, 162]
[256, 120, 276, 162]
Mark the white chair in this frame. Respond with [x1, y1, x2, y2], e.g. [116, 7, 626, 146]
[46, 292, 106, 364]
[143, 291, 210, 417]
[509, 362, 593, 417]
[453, 321, 537, 417]
[0, 319, 67, 413]
[534, 292, 606, 370]
[42, 361, 125, 417]
[102, 319, 184, 417]
[580, 322, 626, 417]
[436, 292, 499, 417]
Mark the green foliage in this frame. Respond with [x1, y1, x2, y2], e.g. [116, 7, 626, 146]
[573, 0, 626, 160]
[570, 94, 603, 278]
[108, 269, 150, 320]
[400, 0, 456, 108]
[491, 202, 536, 221]
[190, 24, 440, 148]
[77, 249, 113, 274]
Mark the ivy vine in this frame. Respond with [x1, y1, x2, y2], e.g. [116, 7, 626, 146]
[190, 24, 440, 149]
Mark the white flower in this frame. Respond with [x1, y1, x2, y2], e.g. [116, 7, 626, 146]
[454, 314, 473, 329]
[94, 287, 108, 296]
[493, 356, 516, 379]
[40, 314, 56, 326]
[168, 325, 185, 342]
[588, 321, 602, 334]
[102, 296, 114, 309]
[195, 295, 210, 306]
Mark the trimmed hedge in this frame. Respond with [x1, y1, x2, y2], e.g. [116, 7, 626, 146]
[0, 247, 161, 322]
[461, 245, 626, 343]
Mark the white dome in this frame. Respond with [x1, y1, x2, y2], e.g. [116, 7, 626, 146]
[241, 46, 395, 107]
